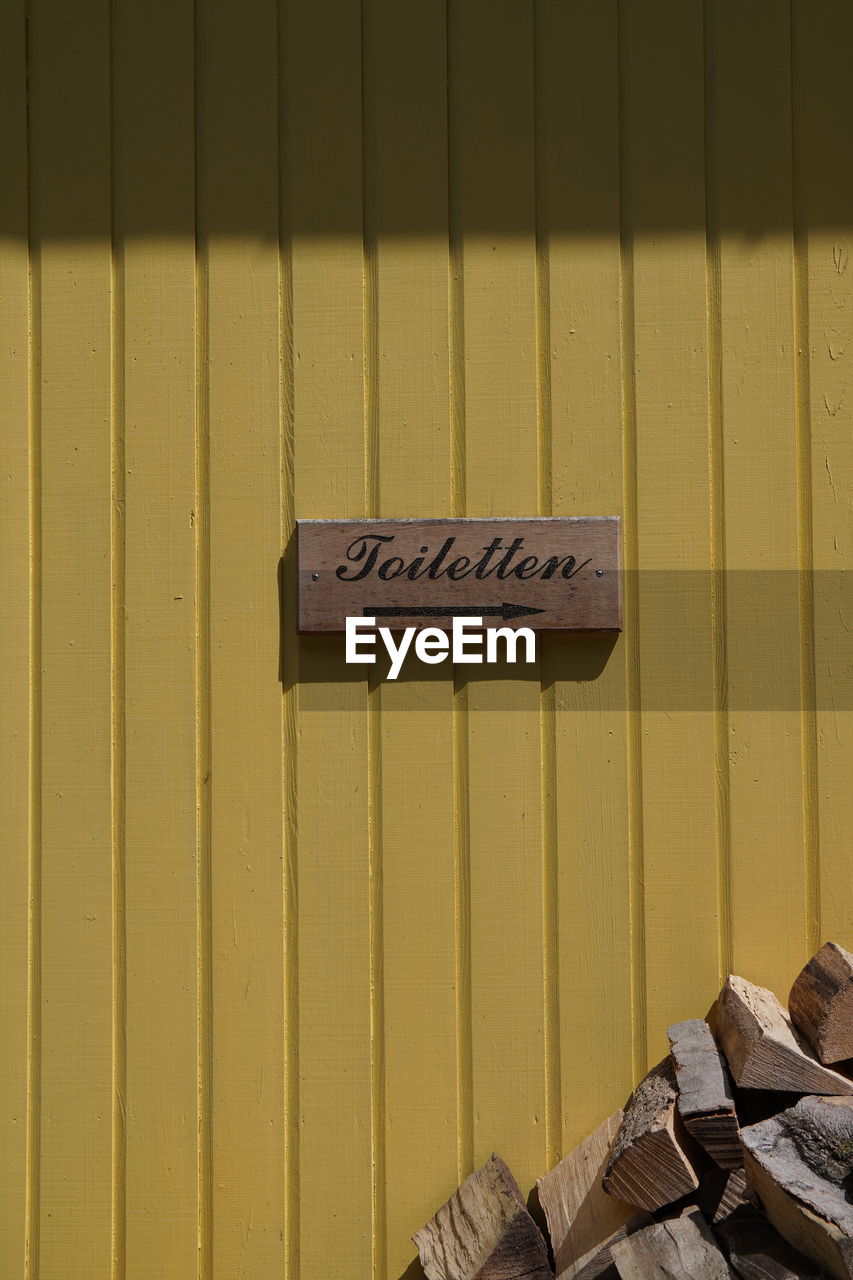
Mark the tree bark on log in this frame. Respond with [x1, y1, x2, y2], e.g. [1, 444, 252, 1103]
[741, 1106, 853, 1280]
[602, 1059, 702, 1212]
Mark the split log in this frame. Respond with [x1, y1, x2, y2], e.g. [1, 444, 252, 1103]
[741, 1103, 853, 1280]
[669, 1019, 742, 1168]
[602, 1058, 702, 1212]
[413, 1154, 552, 1280]
[715, 1216, 825, 1280]
[783, 1095, 853, 1186]
[537, 1112, 650, 1279]
[610, 1208, 735, 1279]
[571, 1251, 621, 1280]
[708, 976, 853, 1095]
[696, 1167, 758, 1226]
[735, 1090, 808, 1131]
[789, 943, 853, 1066]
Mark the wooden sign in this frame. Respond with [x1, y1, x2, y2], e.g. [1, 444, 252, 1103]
[297, 517, 621, 632]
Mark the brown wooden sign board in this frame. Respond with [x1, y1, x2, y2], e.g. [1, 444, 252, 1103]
[297, 517, 622, 632]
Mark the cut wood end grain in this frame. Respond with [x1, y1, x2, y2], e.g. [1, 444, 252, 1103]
[669, 1019, 742, 1170]
[789, 943, 853, 1067]
[602, 1058, 702, 1212]
[415, 954, 853, 1280]
[708, 976, 853, 1097]
[696, 1167, 758, 1226]
[538, 1111, 649, 1279]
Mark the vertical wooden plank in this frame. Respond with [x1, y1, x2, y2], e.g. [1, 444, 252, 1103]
[196, 2, 285, 1273]
[0, 4, 30, 1275]
[620, 0, 719, 1051]
[363, 1, 458, 1273]
[111, 1, 198, 1274]
[281, 0, 372, 1275]
[793, 0, 853, 949]
[537, 0, 635, 1154]
[450, 0, 547, 1192]
[28, 0, 114, 1274]
[709, 1, 807, 991]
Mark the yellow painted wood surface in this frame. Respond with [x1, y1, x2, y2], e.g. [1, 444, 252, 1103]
[113, 2, 199, 1275]
[452, 0, 547, 1201]
[2, 3, 853, 1278]
[538, 0, 636, 1150]
[30, 4, 115, 1276]
[621, 0, 721, 1050]
[711, 0, 808, 993]
[0, 5, 30, 1276]
[795, 0, 853, 951]
[364, 6, 458, 1278]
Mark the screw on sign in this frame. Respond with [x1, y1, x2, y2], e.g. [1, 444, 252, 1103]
[296, 517, 622, 633]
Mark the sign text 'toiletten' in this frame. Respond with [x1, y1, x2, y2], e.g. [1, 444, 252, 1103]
[297, 517, 622, 634]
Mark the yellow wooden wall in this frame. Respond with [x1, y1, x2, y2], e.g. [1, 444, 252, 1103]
[2, 1, 852, 1277]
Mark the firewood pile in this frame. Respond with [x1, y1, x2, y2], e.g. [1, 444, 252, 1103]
[413, 941, 853, 1280]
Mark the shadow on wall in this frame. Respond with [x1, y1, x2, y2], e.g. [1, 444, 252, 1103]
[6, 1, 852, 241]
[397, 1258, 426, 1280]
[276, 552, 619, 698]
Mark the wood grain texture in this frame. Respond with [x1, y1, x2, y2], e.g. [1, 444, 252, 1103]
[708, 0, 808, 996]
[709, 975, 853, 1094]
[282, 2, 373, 1277]
[603, 1059, 701, 1212]
[537, 1111, 649, 1280]
[197, 0, 286, 1271]
[537, 0, 636, 1151]
[741, 1109, 853, 1280]
[112, 0, 199, 1274]
[696, 1167, 757, 1226]
[668, 1019, 741, 1169]
[716, 1215, 824, 1280]
[451, 0, 547, 1195]
[297, 518, 621, 632]
[413, 1155, 551, 1280]
[29, 1, 115, 1273]
[0, 4, 30, 1274]
[611, 1209, 735, 1280]
[620, 0, 721, 1052]
[794, 0, 853, 950]
[363, 2, 458, 1270]
[1, 5, 853, 1279]
[789, 942, 853, 1065]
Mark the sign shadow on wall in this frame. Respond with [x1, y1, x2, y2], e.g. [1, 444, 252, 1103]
[277, 544, 619, 704]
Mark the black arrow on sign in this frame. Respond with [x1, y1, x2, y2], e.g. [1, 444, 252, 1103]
[364, 602, 546, 621]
